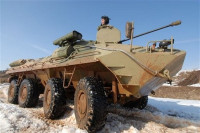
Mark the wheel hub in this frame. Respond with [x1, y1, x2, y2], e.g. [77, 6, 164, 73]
[9, 85, 14, 98]
[77, 90, 87, 118]
[44, 85, 51, 112]
[20, 85, 27, 102]
[47, 90, 51, 106]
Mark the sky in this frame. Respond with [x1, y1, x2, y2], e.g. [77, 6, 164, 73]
[0, 0, 199, 70]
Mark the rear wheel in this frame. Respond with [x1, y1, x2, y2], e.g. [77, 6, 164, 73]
[18, 78, 39, 107]
[74, 77, 108, 132]
[8, 79, 19, 104]
[124, 96, 148, 110]
[43, 78, 66, 119]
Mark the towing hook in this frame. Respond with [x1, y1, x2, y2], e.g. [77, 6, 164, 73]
[163, 69, 172, 83]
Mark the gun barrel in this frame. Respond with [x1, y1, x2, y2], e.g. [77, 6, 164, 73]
[119, 20, 181, 43]
[171, 20, 181, 26]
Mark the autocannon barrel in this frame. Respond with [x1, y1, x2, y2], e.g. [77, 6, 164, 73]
[119, 20, 181, 43]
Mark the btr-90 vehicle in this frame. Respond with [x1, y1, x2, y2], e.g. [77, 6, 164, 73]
[6, 20, 185, 132]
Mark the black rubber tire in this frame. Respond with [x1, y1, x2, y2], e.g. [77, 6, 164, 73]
[43, 78, 66, 119]
[37, 82, 45, 94]
[74, 77, 108, 133]
[124, 96, 148, 110]
[8, 79, 19, 104]
[18, 78, 39, 108]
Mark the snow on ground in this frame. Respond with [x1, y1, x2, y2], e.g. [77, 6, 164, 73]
[162, 82, 178, 87]
[0, 84, 200, 133]
[188, 83, 200, 87]
[175, 68, 200, 76]
[148, 97, 200, 121]
[0, 84, 86, 133]
[105, 104, 200, 133]
[179, 68, 200, 73]
[0, 101, 59, 133]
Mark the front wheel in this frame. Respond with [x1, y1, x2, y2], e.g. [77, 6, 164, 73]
[74, 77, 108, 132]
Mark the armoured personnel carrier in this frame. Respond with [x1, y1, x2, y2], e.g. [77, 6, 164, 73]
[6, 20, 185, 132]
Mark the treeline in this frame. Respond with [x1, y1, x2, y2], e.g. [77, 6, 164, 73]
[0, 70, 9, 83]
[0, 70, 7, 73]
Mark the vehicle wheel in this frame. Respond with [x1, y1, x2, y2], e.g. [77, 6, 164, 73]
[18, 78, 39, 107]
[8, 79, 19, 104]
[43, 78, 66, 119]
[74, 77, 108, 132]
[124, 96, 148, 110]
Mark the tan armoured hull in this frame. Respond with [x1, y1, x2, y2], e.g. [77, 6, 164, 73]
[7, 43, 186, 99]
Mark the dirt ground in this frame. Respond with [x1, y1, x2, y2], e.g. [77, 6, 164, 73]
[177, 70, 200, 86]
[151, 86, 200, 100]
[151, 70, 200, 100]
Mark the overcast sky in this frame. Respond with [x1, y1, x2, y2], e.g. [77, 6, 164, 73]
[0, 0, 199, 70]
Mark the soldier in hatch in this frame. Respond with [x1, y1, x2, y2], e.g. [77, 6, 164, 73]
[101, 16, 110, 26]
[98, 16, 111, 31]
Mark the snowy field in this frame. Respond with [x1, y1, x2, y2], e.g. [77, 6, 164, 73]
[188, 83, 200, 87]
[0, 83, 200, 133]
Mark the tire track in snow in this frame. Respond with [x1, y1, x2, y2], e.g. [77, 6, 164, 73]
[108, 104, 200, 128]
